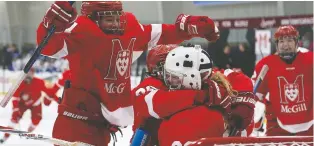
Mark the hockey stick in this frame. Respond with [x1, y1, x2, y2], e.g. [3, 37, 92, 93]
[0, 1, 75, 107]
[253, 65, 269, 97]
[229, 64, 269, 136]
[0, 126, 93, 146]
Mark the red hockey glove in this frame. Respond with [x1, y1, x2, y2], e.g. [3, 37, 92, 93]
[175, 14, 220, 42]
[43, 1, 77, 33]
[228, 92, 257, 130]
[195, 79, 231, 111]
[12, 109, 22, 123]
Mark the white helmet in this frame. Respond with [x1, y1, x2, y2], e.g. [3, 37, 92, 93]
[163, 45, 213, 90]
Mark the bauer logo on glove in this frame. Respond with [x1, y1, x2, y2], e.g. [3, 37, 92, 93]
[232, 95, 257, 105]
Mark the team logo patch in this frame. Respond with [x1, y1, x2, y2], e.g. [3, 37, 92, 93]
[116, 50, 130, 76]
[284, 83, 299, 102]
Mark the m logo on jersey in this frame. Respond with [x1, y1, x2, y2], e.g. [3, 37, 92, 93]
[104, 38, 136, 80]
[278, 75, 304, 104]
[278, 75, 307, 113]
[116, 50, 130, 76]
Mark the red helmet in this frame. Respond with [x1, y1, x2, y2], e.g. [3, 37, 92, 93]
[147, 44, 178, 79]
[81, 1, 126, 35]
[274, 25, 299, 41]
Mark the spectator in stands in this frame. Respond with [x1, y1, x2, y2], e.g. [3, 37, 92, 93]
[231, 43, 255, 77]
[2, 44, 20, 71]
[299, 31, 313, 51]
[217, 44, 233, 69]
[34, 60, 47, 73]
[46, 59, 58, 73]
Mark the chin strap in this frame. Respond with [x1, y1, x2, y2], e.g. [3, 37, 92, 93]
[279, 52, 298, 64]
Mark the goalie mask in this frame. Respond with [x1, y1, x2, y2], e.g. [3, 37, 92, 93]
[81, 1, 126, 35]
[274, 25, 299, 62]
[163, 45, 213, 90]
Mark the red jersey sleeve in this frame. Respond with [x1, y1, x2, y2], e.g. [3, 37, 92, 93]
[126, 13, 191, 51]
[140, 24, 191, 50]
[37, 16, 95, 59]
[133, 77, 204, 119]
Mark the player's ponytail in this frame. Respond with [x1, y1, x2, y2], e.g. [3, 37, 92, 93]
[210, 72, 238, 97]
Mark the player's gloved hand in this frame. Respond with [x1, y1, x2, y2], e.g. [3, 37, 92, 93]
[43, 1, 77, 33]
[12, 109, 22, 122]
[228, 92, 257, 130]
[175, 14, 220, 42]
[195, 79, 231, 110]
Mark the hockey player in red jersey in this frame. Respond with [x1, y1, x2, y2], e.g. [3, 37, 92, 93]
[252, 25, 313, 136]
[0, 69, 57, 144]
[37, 1, 219, 145]
[158, 45, 257, 146]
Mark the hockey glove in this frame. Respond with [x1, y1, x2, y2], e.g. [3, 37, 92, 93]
[175, 14, 220, 42]
[43, 1, 77, 33]
[228, 92, 257, 130]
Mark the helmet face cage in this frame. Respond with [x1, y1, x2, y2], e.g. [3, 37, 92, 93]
[276, 36, 298, 60]
[163, 69, 184, 90]
[149, 61, 165, 79]
[81, 1, 126, 35]
[274, 25, 299, 61]
[94, 10, 126, 35]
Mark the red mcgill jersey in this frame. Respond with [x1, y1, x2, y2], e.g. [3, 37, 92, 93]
[158, 106, 225, 146]
[12, 77, 54, 109]
[131, 77, 203, 127]
[37, 13, 192, 126]
[252, 52, 313, 133]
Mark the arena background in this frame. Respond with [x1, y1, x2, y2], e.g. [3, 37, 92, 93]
[0, 1, 312, 145]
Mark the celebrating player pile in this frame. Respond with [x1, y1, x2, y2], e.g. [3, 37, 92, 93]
[252, 25, 313, 136]
[37, 1, 219, 145]
[131, 44, 257, 146]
